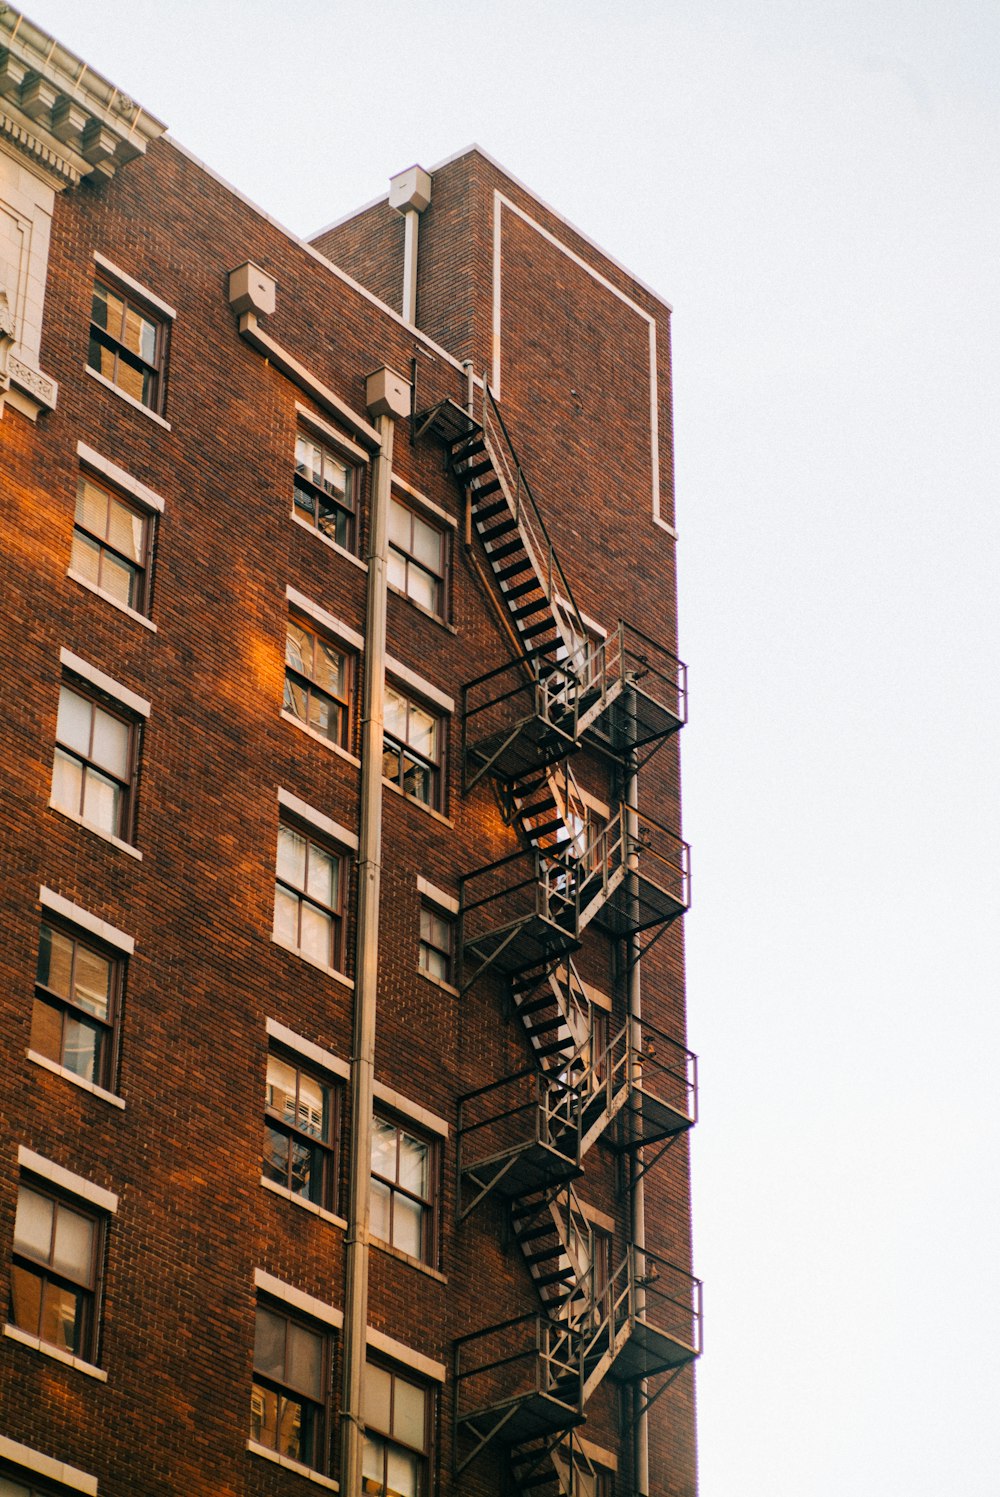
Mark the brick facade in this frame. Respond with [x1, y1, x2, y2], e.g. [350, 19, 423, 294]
[0, 21, 697, 1497]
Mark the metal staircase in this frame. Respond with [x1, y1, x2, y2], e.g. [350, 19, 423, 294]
[418, 379, 700, 1492]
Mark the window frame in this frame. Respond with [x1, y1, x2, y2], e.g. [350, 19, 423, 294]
[417, 900, 455, 988]
[272, 818, 348, 975]
[87, 273, 168, 416]
[293, 429, 361, 554]
[361, 1358, 433, 1497]
[8, 1179, 104, 1366]
[251, 1298, 334, 1475]
[382, 682, 445, 813]
[30, 918, 122, 1093]
[283, 613, 353, 751]
[387, 492, 450, 621]
[370, 1111, 438, 1267]
[51, 677, 140, 845]
[70, 469, 154, 618]
[262, 1046, 341, 1213]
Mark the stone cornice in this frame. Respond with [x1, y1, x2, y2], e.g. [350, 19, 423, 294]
[0, 7, 166, 190]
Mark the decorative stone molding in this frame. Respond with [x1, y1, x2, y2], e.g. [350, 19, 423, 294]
[0, 9, 166, 192]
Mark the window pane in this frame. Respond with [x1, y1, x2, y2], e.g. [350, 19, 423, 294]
[401, 756, 431, 804]
[392, 1195, 423, 1258]
[393, 1378, 426, 1446]
[71, 530, 102, 585]
[63, 1013, 101, 1081]
[91, 706, 130, 777]
[388, 499, 410, 548]
[51, 748, 84, 815]
[251, 1380, 278, 1448]
[384, 687, 407, 740]
[398, 1133, 428, 1195]
[362, 1435, 385, 1487]
[37, 924, 73, 996]
[106, 497, 145, 562]
[100, 550, 137, 607]
[277, 826, 306, 888]
[0, 1476, 34, 1496]
[57, 687, 92, 755]
[266, 1055, 298, 1119]
[263, 1123, 289, 1185]
[289, 1136, 317, 1200]
[14, 1186, 52, 1259]
[370, 1177, 391, 1243]
[299, 903, 333, 964]
[421, 946, 448, 981]
[363, 1363, 392, 1431]
[408, 569, 437, 614]
[286, 620, 309, 673]
[81, 766, 120, 832]
[73, 945, 111, 1018]
[52, 1203, 95, 1280]
[116, 357, 147, 405]
[30, 995, 63, 1061]
[386, 1443, 420, 1497]
[273, 885, 299, 947]
[408, 707, 437, 760]
[297, 1072, 328, 1139]
[387, 550, 407, 592]
[9, 1263, 42, 1337]
[254, 1306, 286, 1379]
[306, 843, 338, 906]
[371, 1118, 396, 1179]
[314, 639, 345, 696]
[285, 677, 308, 722]
[286, 1321, 323, 1399]
[411, 513, 441, 571]
[39, 1279, 82, 1354]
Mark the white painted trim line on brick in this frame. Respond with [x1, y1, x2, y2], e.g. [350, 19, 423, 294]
[392, 475, 457, 530]
[39, 887, 135, 953]
[295, 402, 369, 465]
[366, 1326, 446, 1383]
[18, 1147, 118, 1214]
[385, 658, 454, 715]
[254, 1269, 344, 1330]
[0, 1434, 98, 1496]
[416, 876, 459, 915]
[59, 649, 151, 718]
[266, 1018, 350, 1081]
[373, 1081, 448, 1139]
[76, 442, 166, 511]
[286, 587, 365, 653]
[277, 788, 359, 851]
[93, 251, 177, 319]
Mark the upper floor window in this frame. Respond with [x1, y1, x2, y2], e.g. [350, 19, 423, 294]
[370, 1113, 435, 1264]
[52, 681, 137, 843]
[31, 920, 120, 1090]
[9, 1181, 102, 1362]
[263, 1049, 339, 1211]
[251, 1300, 332, 1472]
[71, 473, 152, 615]
[88, 276, 167, 415]
[362, 1361, 431, 1497]
[388, 496, 448, 619]
[383, 685, 443, 811]
[294, 433, 356, 551]
[273, 821, 345, 973]
[418, 901, 454, 986]
[284, 616, 352, 749]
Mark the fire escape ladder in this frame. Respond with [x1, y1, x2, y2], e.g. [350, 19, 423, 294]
[510, 1181, 595, 1323]
[509, 1428, 601, 1497]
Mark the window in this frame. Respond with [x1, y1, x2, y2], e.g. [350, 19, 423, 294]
[418, 902, 454, 986]
[284, 616, 351, 748]
[71, 472, 151, 614]
[294, 432, 356, 550]
[362, 1362, 431, 1497]
[383, 686, 442, 810]
[30, 921, 119, 1089]
[87, 276, 166, 413]
[273, 822, 345, 971]
[263, 1050, 339, 1210]
[251, 1301, 331, 1472]
[9, 1182, 101, 1362]
[51, 682, 136, 841]
[370, 1115, 434, 1263]
[388, 496, 448, 619]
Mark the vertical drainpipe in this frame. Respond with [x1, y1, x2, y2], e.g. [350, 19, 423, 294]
[625, 709, 650, 1496]
[389, 164, 433, 326]
[340, 365, 413, 1495]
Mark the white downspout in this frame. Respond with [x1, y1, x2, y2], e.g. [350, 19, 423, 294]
[388, 164, 433, 327]
[625, 718, 650, 1496]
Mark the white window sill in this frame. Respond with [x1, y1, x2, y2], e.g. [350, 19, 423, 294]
[280, 710, 361, 769]
[290, 510, 367, 572]
[387, 582, 457, 634]
[247, 1442, 339, 1490]
[27, 1050, 125, 1109]
[383, 777, 453, 827]
[3, 1324, 106, 1380]
[417, 968, 459, 998]
[48, 801, 142, 861]
[260, 1177, 347, 1230]
[84, 365, 171, 429]
[67, 568, 157, 632]
[270, 934, 354, 989]
[371, 1237, 446, 1284]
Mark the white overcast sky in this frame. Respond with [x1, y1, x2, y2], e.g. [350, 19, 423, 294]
[22, 2, 1000, 1493]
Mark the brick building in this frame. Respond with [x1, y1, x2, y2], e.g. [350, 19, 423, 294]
[0, 10, 699, 1497]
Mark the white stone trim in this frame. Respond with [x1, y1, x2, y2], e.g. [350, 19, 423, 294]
[66, 570, 158, 632]
[59, 649, 150, 718]
[84, 366, 172, 430]
[0, 1434, 97, 1495]
[373, 1082, 448, 1139]
[276, 788, 359, 852]
[270, 936, 355, 989]
[39, 887, 134, 954]
[295, 402, 369, 464]
[366, 1326, 446, 1383]
[3, 1324, 106, 1380]
[93, 251, 176, 319]
[576, 1198, 615, 1234]
[265, 1018, 350, 1081]
[260, 1178, 347, 1232]
[392, 475, 457, 530]
[285, 587, 365, 653]
[289, 511, 369, 572]
[246, 1441, 339, 1490]
[280, 710, 362, 769]
[48, 802, 143, 861]
[416, 876, 459, 915]
[385, 659, 454, 715]
[17, 1147, 118, 1214]
[76, 442, 166, 512]
[254, 1269, 343, 1331]
[576, 1435, 619, 1472]
[27, 1052, 125, 1110]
